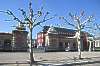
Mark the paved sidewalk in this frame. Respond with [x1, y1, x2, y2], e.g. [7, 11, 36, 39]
[34, 56, 100, 66]
[0, 52, 100, 66]
[0, 56, 100, 66]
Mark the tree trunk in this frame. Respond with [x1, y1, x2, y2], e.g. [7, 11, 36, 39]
[89, 41, 92, 52]
[77, 30, 81, 59]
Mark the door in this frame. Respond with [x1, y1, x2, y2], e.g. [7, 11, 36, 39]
[58, 42, 64, 50]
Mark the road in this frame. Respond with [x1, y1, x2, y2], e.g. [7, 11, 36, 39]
[0, 51, 100, 66]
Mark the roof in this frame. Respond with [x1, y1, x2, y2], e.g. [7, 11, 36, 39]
[0, 32, 12, 35]
[43, 26, 50, 33]
[43, 26, 76, 33]
[42, 26, 93, 37]
[54, 27, 76, 33]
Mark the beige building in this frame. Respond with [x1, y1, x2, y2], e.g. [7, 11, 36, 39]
[37, 26, 93, 51]
[44, 27, 77, 51]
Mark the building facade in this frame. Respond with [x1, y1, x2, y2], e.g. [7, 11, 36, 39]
[0, 23, 28, 51]
[12, 30, 28, 51]
[37, 26, 94, 51]
[0, 33, 12, 51]
[94, 37, 100, 51]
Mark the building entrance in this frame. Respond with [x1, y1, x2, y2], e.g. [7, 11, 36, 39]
[58, 42, 64, 50]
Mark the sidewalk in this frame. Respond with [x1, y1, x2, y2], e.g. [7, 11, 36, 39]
[0, 52, 100, 66]
[35, 57, 100, 66]
[0, 57, 100, 66]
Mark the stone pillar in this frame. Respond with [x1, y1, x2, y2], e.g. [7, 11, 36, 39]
[89, 41, 92, 52]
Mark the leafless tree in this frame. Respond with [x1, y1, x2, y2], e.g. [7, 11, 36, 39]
[0, 0, 55, 65]
[60, 10, 95, 59]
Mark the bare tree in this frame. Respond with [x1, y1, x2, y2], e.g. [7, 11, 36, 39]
[0, 0, 55, 65]
[60, 10, 94, 59]
[93, 23, 100, 38]
[96, 23, 100, 30]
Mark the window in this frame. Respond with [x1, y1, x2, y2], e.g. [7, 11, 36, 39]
[99, 41, 100, 47]
[95, 40, 100, 47]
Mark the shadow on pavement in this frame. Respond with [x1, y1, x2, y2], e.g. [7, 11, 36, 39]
[34, 58, 100, 66]
[0, 58, 100, 66]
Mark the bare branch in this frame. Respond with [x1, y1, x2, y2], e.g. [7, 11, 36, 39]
[6, 10, 22, 23]
[32, 15, 55, 28]
[96, 23, 100, 30]
[37, 6, 44, 17]
[40, 24, 43, 27]
[18, 8, 27, 18]
[43, 11, 50, 21]
[60, 16, 77, 29]
[6, 10, 14, 15]
[40, 6, 43, 11]
[81, 15, 94, 28]
[80, 10, 84, 17]
[42, 15, 55, 22]
[0, 11, 6, 13]
[69, 12, 74, 19]
[37, 11, 42, 16]
[4, 20, 13, 21]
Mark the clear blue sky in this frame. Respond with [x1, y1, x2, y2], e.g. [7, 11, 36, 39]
[0, 0, 100, 38]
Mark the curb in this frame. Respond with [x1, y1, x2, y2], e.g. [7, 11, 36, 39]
[0, 60, 100, 66]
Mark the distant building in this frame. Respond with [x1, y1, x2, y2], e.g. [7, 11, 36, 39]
[0, 33, 12, 51]
[0, 23, 28, 51]
[12, 30, 28, 51]
[37, 32, 45, 48]
[37, 26, 94, 51]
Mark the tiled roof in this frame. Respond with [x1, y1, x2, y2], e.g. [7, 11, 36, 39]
[54, 27, 76, 33]
[43, 26, 76, 33]
[42, 26, 93, 37]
